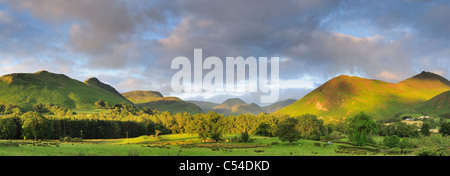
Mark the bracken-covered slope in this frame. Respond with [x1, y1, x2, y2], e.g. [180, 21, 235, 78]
[0, 70, 132, 109]
[276, 71, 450, 121]
[405, 90, 450, 116]
[122, 90, 203, 114]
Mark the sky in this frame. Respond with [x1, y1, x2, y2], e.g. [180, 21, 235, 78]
[0, 0, 449, 105]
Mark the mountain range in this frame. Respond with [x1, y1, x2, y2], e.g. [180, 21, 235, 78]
[276, 71, 450, 121]
[0, 70, 447, 120]
[188, 98, 296, 116]
[122, 90, 203, 114]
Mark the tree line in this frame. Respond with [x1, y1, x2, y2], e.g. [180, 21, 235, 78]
[1, 102, 449, 147]
[0, 103, 330, 141]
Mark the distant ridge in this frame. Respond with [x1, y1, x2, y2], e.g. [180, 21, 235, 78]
[122, 90, 165, 104]
[122, 90, 202, 114]
[263, 99, 296, 113]
[189, 98, 297, 115]
[187, 100, 219, 113]
[213, 98, 247, 112]
[211, 98, 259, 116]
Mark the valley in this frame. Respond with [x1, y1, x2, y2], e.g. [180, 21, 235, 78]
[0, 70, 449, 156]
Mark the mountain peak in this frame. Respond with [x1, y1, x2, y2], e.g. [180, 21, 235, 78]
[222, 98, 246, 105]
[84, 77, 103, 85]
[122, 90, 164, 99]
[400, 71, 450, 87]
[1, 70, 71, 85]
[85, 77, 100, 82]
[315, 74, 363, 95]
[335, 75, 351, 78]
[35, 70, 50, 74]
[84, 77, 125, 98]
[413, 71, 444, 80]
[213, 98, 247, 114]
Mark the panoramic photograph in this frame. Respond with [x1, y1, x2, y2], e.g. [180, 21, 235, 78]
[0, 0, 449, 173]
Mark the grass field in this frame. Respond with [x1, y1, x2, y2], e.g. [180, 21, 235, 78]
[0, 133, 399, 156]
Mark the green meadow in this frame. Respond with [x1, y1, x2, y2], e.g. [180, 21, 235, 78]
[0, 133, 414, 156]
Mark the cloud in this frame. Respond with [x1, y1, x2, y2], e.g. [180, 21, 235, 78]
[0, 10, 11, 23]
[431, 70, 446, 76]
[0, 57, 76, 77]
[3, 0, 168, 69]
[377, 71, 403, 82]
[0, 0, 449, 104]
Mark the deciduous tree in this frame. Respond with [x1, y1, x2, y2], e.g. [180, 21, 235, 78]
[439, 122, 450, 136]
[275, 118, 301, 145]
[21, 111, 53, 140]
[347, 111, 378, 146]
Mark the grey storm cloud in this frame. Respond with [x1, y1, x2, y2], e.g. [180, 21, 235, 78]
[6, 0, 135, 53]
[0, 0, 449, 103]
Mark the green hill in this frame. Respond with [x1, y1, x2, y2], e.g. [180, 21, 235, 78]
[0, 70, 132, 109]
[210, 98, 264, 116]
[276, 71, 450, 122]
[122, 90, 203, 114]
[404, 90, 450, 117]
[231, 103, 264, 115]
[263, 99, 296, 113]
[186, 100, 219, 113]
[122, 90, 166, 104]
[212, 98, 246, 115]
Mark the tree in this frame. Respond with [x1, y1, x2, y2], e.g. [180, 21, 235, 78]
[195, 112, 226, 142]
[347, 111, 378, 146]
[439, 117, 445, 126]
[420, 123, 431, 136]
[275, 118, 301, 145]
[240, 131, 250, 142]
[255, 122, 273, 137]
[383, 135, 400, 148]
[442, 113, 450, 119]
[380, 121, 418, 137]
[0, 117, 18, 139]
[439, 122, 450, 136]
[21, 111, 54, 140]
[95, 99, 106, 108]
[296, 114, 325, 140]
[33, 103, 48, 113]
[154, 130, 161, 137]
[207, 112, 226, 141]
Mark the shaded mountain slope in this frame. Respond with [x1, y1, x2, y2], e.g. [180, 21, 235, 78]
[122, 90, 202, 114]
